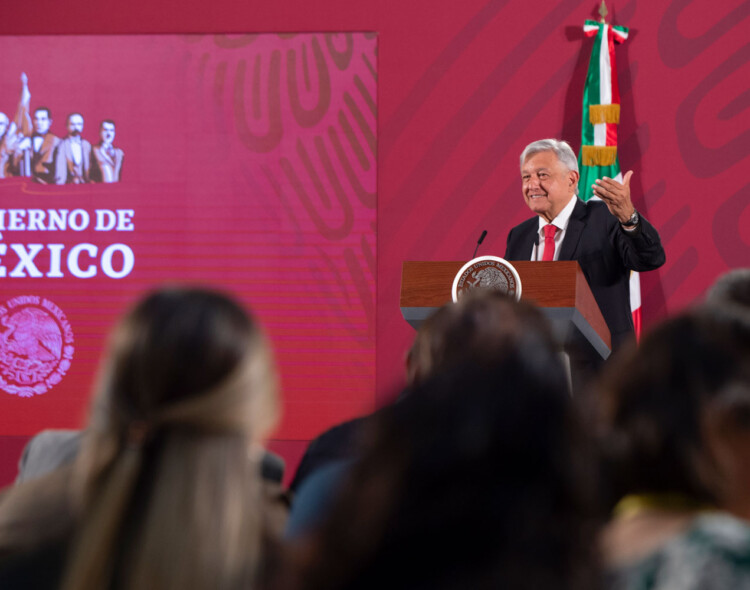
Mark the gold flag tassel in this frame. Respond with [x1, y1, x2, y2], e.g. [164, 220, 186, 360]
[581, 145, 618, 166]
[589, 103, 620, 124]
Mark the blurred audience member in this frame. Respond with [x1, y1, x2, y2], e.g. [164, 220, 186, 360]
[0, 287, 282, 589]
[706, 268, 750, 313]
[290, 290, 568, 494]
[279, 293, 601, 590]
[15, 429, 81, 485]
[287, 291, 571, 538]
[598, 311, 750, 589]
[286, 299, 467, 505]
[15, 427, 286, 485]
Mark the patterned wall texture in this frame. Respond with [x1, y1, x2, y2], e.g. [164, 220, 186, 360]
[179, 34, 378, 436]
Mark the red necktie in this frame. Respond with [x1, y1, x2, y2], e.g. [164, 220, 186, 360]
[542, 224, 557, 261]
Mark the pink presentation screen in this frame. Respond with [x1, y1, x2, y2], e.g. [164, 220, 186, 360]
[0, 34, 377, 439]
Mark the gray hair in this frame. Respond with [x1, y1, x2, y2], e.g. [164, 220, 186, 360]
[520, 139, 579, 171]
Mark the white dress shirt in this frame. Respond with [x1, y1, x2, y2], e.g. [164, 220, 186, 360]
[531, 195, 578, 261]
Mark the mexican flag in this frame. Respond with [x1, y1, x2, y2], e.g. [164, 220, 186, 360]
[578, 18, 642, 338]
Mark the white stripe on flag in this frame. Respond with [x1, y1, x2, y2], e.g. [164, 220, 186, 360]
[593, 26, 611, 147]
[612, 27, 629, 42]
[630, 271, 641, 311]
[594, 123, 606, 146]
[599, 26, 612, 104]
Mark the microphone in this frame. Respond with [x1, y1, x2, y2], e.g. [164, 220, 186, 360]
[472, 230, 487, 258]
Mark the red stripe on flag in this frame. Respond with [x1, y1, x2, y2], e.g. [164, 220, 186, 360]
[608, 26, 621, 104]
[632, 307, 642, 341]
[606, 122, 618, 146]
[606, 25, 620, 148]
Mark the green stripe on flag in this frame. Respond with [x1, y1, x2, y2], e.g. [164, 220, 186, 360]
[612, 23, 629, 37]
[581, 25, 602, 147]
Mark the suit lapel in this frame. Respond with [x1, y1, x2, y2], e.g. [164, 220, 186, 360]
[512, 221, 538, 261]
[558, 198, 586, 261]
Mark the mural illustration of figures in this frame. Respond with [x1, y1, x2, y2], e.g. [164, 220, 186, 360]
[90, 120, 123, 183]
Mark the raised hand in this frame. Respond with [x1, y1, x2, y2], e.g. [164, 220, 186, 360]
[592, 170, 635, 224]
[20, 72, 30, 105]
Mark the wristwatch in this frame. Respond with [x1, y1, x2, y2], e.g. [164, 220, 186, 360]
[621, 210, 639, 227]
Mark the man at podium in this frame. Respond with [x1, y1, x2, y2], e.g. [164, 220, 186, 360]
[505, 139, 665, 350]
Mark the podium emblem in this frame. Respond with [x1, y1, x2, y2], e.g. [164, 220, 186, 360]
[451, 256, 522, 302]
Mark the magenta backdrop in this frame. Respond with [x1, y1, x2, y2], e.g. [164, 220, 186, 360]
[0, 0, 748, 486]
[0, 33, 376, 484]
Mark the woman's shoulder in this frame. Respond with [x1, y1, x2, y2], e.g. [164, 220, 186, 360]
[682, 513, 750, 562]
[609, 513, 750, 590]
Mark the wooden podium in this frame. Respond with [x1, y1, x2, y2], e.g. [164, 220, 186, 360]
[400, 260, 611, 361]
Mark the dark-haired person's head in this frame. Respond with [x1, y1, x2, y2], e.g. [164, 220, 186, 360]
[599, 310, 750, 508]
[99, 120, 116, 145]
[406, 290, 566, 391]
[33, 108, 51, 135]
[287, 294, 600, 590]
[706, 268, 750, 312]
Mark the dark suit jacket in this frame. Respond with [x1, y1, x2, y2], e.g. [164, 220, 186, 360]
[289, 416, 368, 493]
[505, 198, 665, 350]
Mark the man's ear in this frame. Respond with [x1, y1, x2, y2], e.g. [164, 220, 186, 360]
[569, 170, 580, 190]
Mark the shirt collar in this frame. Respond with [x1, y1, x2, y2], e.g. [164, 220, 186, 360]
[537, 195, 578, 234]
